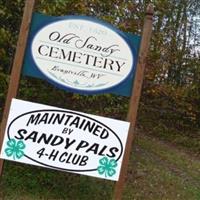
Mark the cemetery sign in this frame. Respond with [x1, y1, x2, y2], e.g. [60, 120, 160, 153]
[30, 16, 136, 94]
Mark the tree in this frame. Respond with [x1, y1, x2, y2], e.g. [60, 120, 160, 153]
[0, 0, 199, 142]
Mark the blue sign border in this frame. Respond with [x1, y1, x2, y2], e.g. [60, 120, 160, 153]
[22, 13, 141, 96]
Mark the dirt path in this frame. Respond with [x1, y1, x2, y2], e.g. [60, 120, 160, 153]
[123, 133, 200, 200]
[0, 132, 199, 200]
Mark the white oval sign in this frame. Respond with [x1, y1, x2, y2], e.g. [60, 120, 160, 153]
[31, 16, 135, 93]
[0, 99, 130, 181]
[7, 109, 123, 172]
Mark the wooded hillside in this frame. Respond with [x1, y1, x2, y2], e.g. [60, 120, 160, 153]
[0, 0, 199, 152]
[0, 1, 200, 199]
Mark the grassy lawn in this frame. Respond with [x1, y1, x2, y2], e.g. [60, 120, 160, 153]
[0, 133, 200, 200]
[124, 134, 200, 200]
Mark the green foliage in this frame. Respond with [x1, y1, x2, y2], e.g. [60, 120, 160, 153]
[138, 80, 200, 152]
[0, 2, 200, 199]
[0, 0, 24, 73]
[0, 0, 199, 149]
[0, 72, 8, 117]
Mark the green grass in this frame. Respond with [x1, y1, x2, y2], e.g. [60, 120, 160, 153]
[0, 164, 114, 200]
[124, 134, 200, 200]
[0, 133, 200, 200]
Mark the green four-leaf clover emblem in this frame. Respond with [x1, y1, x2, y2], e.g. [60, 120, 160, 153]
[5, 139, 26, 160]
[97, 157, 118, 177]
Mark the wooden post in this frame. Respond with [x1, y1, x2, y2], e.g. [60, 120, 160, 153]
[0, 0, 37, 176]
[113, 4, 153, 200]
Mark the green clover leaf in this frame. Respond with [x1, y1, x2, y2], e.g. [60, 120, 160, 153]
[97, 157, 118, 177]
[5, 139, 26, 160]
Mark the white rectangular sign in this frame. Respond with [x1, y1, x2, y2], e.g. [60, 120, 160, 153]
[0, 98, 129, 181]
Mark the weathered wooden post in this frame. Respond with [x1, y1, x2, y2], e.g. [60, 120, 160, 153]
[113, 4, 154, 200]
[0, 0, 37, 176]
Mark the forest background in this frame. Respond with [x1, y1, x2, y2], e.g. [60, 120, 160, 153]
[0, 0, 199, 199]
